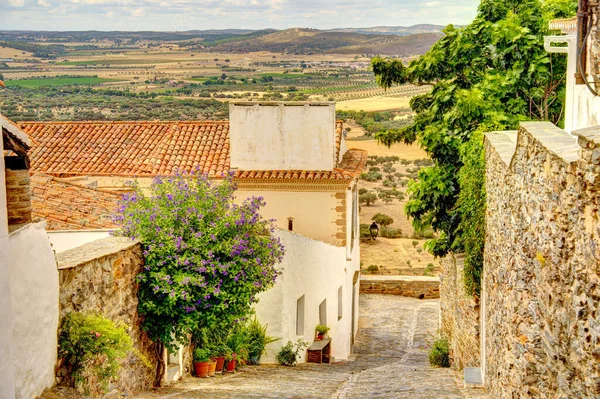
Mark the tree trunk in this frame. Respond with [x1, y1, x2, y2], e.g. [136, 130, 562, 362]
[154, 342, 165, 387]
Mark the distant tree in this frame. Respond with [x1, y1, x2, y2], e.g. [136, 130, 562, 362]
[359, 192, 378, 206]
[372, 213, 394, 227]
[220, 73, 227, 80]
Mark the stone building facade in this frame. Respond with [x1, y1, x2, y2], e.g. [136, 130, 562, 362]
[482, 122, 600, 398]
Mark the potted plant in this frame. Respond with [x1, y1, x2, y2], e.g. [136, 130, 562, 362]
[246, 317, 280, 365]
[315, 324, 330, 340]
[225, 328, 248, 372]
[213, 344, 228, 374]
[193, 348, 211, 378]
[225, 351, 236, 372]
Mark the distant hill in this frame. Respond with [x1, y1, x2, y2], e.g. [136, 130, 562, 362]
[328, 24, 448, 36]
[207, 28, 442, 55]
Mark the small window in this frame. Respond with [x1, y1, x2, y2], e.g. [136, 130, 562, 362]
[319, 299, 327, 326]
[296, 295, 305, 335]
[338, 286, 343, 320]
[288, 217, 294, 231]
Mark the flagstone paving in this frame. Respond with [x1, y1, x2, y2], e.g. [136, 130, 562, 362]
[135, 294, 489, 399]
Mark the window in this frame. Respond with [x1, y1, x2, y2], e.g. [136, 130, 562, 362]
[319, 299, 327, 326]
[296, 295, 305, 335]
[288, 217, 294, 231]
[338, 286, 343, 320]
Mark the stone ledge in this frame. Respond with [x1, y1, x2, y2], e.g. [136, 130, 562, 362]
[56, 236, 140, 270]
[519, 122, 579, 164]
[360, 275, 440, 299]
[484, 131, 518, 166]
[574, 125, 600, 148]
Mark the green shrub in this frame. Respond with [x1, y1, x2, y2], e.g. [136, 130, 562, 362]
[360, 171, 383, 182]
[366, 264, 379, 273]
[382, 163, 396, 173]
[428, 338, 450, 367]
[193, 347, 211, 362]
[58, 312, 133, 395]
[315, 324, 330, 335]
[412, 240, 419, 247]
[380, 227, 402, 238]
[360, 224, 373, 241]
[368, 166, 381, 172]
[358, 188, 368, 195]
[276, 338, 309, 366]
[246, 317, 280, 365]
[371, 213, 394, 227]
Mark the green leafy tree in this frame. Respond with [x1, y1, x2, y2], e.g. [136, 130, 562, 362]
[115, 170, 285, 385]
[372, 213, 394, 227]
[372, 0, 574, 296]
[359, 192, 378, 206]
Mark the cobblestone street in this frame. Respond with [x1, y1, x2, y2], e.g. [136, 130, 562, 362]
[135, 295, 489, 399]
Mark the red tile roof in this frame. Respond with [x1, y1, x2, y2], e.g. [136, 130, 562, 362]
[31, 174, 121, 230]
[20, 120, 364, 181]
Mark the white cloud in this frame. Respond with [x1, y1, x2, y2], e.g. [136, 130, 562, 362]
[1, 0, 480, 30]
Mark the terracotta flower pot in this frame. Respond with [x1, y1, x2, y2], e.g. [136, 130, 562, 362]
[215, 356, 225, 373]
[194, 361, 210, 378]
[225, 359, 236, 372]
[208, 360, 217, 377]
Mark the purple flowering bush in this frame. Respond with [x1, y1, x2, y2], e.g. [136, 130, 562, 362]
[115, 170, 284, 382]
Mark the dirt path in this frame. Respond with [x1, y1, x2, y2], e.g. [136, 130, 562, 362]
[134, 295, 488, 399]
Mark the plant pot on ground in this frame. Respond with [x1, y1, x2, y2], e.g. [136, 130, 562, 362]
[193, 348, 211, 378]
[207, 360, 217, 377]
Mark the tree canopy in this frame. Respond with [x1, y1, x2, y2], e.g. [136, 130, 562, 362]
[372, 0, 575, 295]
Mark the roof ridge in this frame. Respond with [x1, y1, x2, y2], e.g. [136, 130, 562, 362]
[19, 120, 230, 125]
[32, 173, 123, 198]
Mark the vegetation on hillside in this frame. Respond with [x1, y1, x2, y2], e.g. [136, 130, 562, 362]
[372, 0, 576, 296]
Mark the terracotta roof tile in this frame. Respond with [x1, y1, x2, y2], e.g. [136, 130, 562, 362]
[21, 120, 361, 182]
[31, 174, 121, 230]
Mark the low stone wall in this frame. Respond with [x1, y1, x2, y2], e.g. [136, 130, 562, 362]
[439, 253, 480, 370]
[56, 236, 158, 395]
[360, 275, 439, 299]
[483, 123, 600, 398]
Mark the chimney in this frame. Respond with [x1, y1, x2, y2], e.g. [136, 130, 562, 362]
[229, 102, 336, 171]
[5, 166, 31, 226]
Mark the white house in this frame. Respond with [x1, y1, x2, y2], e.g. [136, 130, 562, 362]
[21, 102, 366, 362]
[0, 114, 58, 399]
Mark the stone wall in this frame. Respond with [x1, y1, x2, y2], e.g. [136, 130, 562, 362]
[56, 236, 158, 395]
[439, 253, 480, 370]
[483, 122, 600, 398]
[360, 275, 439, 299]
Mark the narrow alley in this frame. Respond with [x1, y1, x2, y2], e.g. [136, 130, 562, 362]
[135, 294, 489, 399]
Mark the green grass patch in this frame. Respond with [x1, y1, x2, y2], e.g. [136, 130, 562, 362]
[6, 76, 124, 88]
[301, 83, 375, 94]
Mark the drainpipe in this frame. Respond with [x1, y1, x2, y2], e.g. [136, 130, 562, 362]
[576, 0, 589, 84]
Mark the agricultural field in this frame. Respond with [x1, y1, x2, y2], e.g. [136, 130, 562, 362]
[341, 121, 439, 277]
[4, 76, 124, 88]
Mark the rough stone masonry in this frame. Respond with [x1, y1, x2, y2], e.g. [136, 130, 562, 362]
[483, 122, 600, 398]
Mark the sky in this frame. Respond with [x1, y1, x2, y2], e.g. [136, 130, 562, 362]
[0, 0, 480, 31]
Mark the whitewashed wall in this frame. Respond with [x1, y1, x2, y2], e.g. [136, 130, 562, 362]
[0, 130, 16, 399]
[235, 190, 339, 245]
[230, 102, 336, 171]
[48, 229, 112, 253]
[8, 222, 58, 399]
[255, 228, 360, 363]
